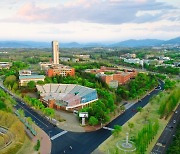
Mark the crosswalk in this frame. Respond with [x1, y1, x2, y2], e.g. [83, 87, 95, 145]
[103, 127, 114, 131]
[50, 131, 68, 140]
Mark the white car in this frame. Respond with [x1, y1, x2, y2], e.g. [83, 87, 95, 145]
[173, 120, 176, 124]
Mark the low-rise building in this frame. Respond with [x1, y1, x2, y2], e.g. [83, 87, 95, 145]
[39, 62, 52, 70]
[60, 57, 71, 62]
[124, 58, 144, 66]
[19, 75, 45, 86]
[19, 70, 32, 76]
[0, 62, 11, 69]
[75, 54, 90, 60]
[72, 58, 79, 62]
[158, 56, 170, 61]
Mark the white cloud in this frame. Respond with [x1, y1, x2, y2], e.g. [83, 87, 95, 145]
[0, 0, 179, 41]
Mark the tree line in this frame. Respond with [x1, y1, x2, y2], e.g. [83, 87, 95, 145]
[116, 73, 158, 100]
[158, 86, 180, 119]
[136, 120, 159, 154]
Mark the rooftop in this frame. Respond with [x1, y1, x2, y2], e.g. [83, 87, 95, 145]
[19, 75, 45, 80]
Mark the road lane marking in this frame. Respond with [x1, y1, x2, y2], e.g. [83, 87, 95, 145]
[16, 103, 49, 128]
[103, 127, 114, 131]
[51, 131, 68, 140]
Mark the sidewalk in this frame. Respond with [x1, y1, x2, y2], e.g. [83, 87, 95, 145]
[32, 126, 51, 154]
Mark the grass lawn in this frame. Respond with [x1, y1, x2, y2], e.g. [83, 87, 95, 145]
[97, 91, 175, 154]
[1, 136, 35, 154]
[16, 136, 35, 154]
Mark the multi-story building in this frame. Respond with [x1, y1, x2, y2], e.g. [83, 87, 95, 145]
[85, 66, 137, 87]
[40, 41, 75, 77]
[100, 70, 137, 85]
[52, 41, 59, 64]
[47, 65, 75, 77]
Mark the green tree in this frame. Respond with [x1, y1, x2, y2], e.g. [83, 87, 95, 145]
[128, 122, 134, 133]
[27, 81, 36, 89]
[137, 107, 143, 114]
[34, 139, 40, 151]
[112, 125, 122, 138]
[89, 116, 99, 126]
[4, 75, 17, 89]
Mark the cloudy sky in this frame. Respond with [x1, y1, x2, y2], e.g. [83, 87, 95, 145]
[0, 0, 179, 42]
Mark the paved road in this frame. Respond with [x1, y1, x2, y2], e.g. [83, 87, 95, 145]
[0, 81, 164, 154]
[151, 104, 180, 154]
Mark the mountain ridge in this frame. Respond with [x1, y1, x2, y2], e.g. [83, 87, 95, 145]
[0, 37, 179, 48]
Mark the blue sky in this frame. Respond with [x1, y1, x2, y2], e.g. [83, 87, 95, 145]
[0, 0, 179, 42]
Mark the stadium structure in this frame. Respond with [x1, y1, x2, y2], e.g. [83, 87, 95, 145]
[36, 84, 98, 110]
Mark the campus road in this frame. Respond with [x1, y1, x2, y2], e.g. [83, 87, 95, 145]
[151, 104, 180, 154]
[0, 81, 164, 154]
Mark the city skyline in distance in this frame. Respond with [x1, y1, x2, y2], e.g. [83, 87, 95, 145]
[0, 0, 180, 42]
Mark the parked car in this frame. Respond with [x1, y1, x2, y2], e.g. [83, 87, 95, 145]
[73, 110, 78, 115]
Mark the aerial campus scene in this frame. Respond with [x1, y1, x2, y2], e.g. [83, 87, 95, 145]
[0, 0, 180, 154]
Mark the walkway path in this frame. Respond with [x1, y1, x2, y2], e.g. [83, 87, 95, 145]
[32, 126, 51, 154]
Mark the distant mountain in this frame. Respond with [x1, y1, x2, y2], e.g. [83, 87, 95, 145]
[0, 37, 179, 48]
[163, 37, 180, 45]
[0, 41, 50, 48]
[110, 39, 164, 47]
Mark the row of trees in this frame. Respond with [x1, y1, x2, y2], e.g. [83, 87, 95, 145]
[136, 120, 159, 154]
[116, 73, 158, 100]
[144, 64, 180, 75]
[0, 61, 28, 77]
[158, 86, 180, 118]
[164, 79, 176, 90]
[23, 96, 55, 118]
[0, 89, 16, 112]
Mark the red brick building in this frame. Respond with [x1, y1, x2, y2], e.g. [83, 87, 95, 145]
[86, 66, 137, 86]
[47, 65, 75, 77]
